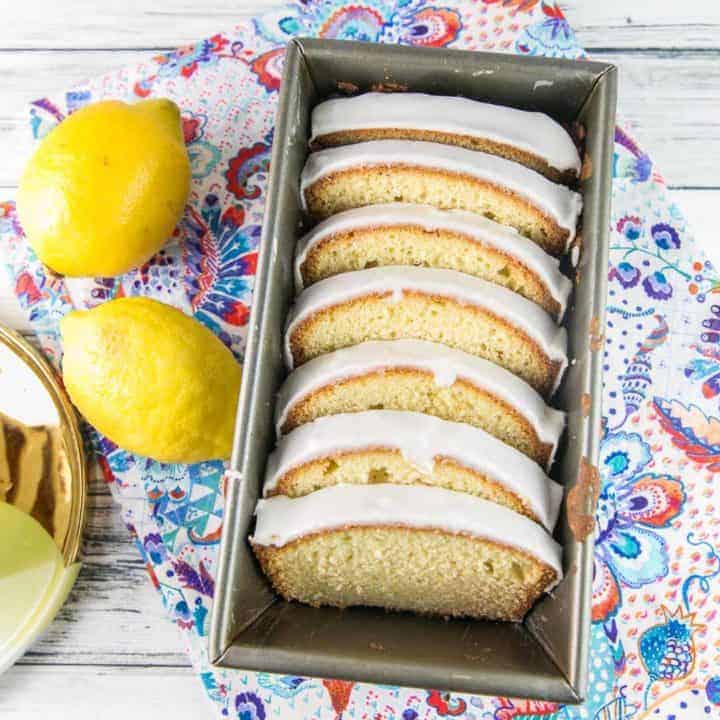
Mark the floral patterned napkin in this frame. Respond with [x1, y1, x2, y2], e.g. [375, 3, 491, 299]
[2, 1, 720, 718]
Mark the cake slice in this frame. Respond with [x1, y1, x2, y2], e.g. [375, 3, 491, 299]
[310, 92, 581, 184]
[251, 483, 563, 621]
[295, 203, 572, 319]
[300, 140, 582, 256]
[284, 266, 567, 397]
[275, 339, 564, 470]
[264, 410, 563, 531]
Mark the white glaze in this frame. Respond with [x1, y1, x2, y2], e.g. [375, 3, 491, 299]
[284, 266, 568, 383]
[252, 483, 563, 586]
[275, 339, 565, 470]
[263, 410, 564, 532]
[294, 202, 573, 315]
[310, 93, 581, 176]
[300, 140, 582, 244]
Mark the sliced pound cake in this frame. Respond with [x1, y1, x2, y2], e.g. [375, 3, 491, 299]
[295, 203, 572, 319]
[275, 339, 564, 470]
[251, 483, 563, 621]
[264, 410, 563, 531]
[300, 140, 582, 256]
[310, 92, 581, 184]
[284, 266, 567, 397]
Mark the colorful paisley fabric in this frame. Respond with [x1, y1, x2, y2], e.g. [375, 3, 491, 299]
[2, 1, 720, 719]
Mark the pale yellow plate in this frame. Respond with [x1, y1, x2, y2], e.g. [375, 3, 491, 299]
[0, 326, 86, 674]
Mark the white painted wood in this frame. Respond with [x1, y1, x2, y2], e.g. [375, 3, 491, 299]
[0, 666, 208, 719]
[1, 2, 719, 718]
[1, 0, 718, 50]
[563, 0, 720, 49]
[1, 0, 284, 50]
[593, 50, 720, 189]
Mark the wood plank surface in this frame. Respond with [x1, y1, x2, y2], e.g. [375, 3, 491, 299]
[0, 666, 209, 718]
[2, 1, 719, 50]
[1, 2, 718, 718]
[563, 1, 720, 49]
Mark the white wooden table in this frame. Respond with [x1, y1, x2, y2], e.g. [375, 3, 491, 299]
[1, 2, 718, 717]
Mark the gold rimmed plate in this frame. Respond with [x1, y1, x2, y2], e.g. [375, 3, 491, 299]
[0, 325, 87, 674]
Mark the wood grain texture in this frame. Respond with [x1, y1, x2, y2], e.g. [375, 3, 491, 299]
[2, 0, 719, 50]
[562, 0, 720, 49]
[1, 2, 719, 718]
[592, 50, 720, 189]
[0, 666, 209, 719]
[2, 0, 281, 50]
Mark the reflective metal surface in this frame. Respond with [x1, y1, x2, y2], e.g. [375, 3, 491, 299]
[0, 326, 86, 564]
[211, 38, 617, 703]
[0, 325, 86, 674]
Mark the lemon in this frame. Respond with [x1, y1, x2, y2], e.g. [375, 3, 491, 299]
[17, 99, 190, 277]
[60, 297, 241, 463]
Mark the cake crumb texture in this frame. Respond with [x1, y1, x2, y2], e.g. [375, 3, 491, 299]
[270, 449, 540, 524]
[299, 224, 562, 317]
[304, 166, 569, 256]
[281, 369, 554, 469]
[289, 293, 560, 397]
[254, 525, 557, 622]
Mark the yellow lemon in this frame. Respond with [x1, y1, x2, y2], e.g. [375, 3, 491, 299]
[17, 99, 190, 277]
[60, 297, 241, 463]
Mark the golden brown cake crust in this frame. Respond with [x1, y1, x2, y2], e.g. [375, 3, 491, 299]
[288, 291, 562, 397]
[252, 525, 559, 621]
[299, 223, 562, 318]
[267, 447, 540, 524]
[303, 165, 570, 256]
[311, 127, 578, 186]
[280, 368, 554, 468]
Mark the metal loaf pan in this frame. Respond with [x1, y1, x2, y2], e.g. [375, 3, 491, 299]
[210, 37, 617, 703]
